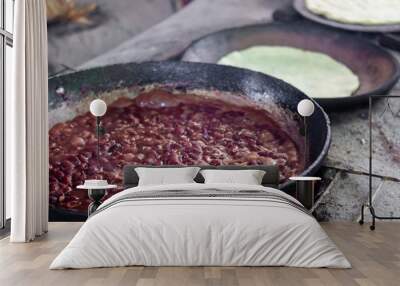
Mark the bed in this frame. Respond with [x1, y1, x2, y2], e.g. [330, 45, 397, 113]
[50, 165, 350, 269]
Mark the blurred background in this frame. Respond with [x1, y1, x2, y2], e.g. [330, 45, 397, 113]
[47, 0, 192, 75]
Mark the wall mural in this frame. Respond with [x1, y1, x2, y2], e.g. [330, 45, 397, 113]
[47, 0, 400, 223]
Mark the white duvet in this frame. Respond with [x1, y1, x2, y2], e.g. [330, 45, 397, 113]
[50, 183, 350, 269]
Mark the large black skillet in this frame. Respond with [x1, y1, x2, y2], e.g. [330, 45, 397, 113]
[48, 61, 330, 221]
[181, 21, 400, 109]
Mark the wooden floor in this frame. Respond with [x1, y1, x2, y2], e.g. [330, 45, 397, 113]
[0, 222, 399, 286]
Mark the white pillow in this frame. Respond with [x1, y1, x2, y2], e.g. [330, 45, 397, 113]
[135, 167, 200, 186]
[200, 169, 266, 185]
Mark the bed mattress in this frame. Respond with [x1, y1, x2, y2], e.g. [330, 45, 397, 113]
[50, 183, 350, 269]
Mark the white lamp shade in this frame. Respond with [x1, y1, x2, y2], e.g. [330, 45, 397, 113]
[90, 99, 107, 117]
[297, 99, 315, 117]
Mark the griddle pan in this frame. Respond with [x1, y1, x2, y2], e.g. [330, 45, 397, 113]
[182, 21, 400, 109]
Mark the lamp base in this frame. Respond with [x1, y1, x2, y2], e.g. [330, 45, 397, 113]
[87, 189, 107, 216]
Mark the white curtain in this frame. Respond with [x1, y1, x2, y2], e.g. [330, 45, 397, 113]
[8, 0, 49, 242]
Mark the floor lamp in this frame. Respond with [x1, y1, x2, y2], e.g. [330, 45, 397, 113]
[297, 99, 315, 167]
[89, 99, 107, 165]
[292, 99, 317, 210]
[359, 95, 400, 230]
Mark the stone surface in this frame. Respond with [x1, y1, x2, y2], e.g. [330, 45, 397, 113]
[80, 0, 292, 69]
[48, 0, 175, 75]
[367, 180, 400, 219]
[326, 82, 400, 180]
[314, 172, 382, 222]
[319, 60, 400, 222]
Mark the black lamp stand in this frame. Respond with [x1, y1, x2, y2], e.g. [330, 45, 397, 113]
[95, 116, 105, 167]
[304, 116, 309, 167]
[359, 95, 400, 230]
[96, 117, 100, 164]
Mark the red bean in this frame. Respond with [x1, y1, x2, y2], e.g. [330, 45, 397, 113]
[49, 90, 303, 212]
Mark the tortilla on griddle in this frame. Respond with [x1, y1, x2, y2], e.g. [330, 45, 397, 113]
[218, 46, 360, 99]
